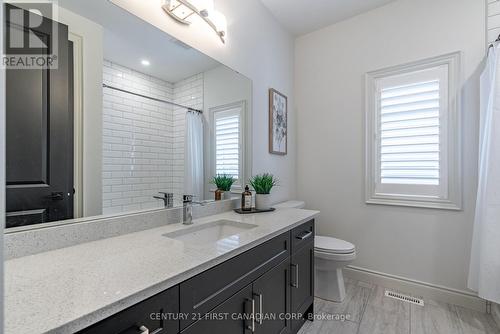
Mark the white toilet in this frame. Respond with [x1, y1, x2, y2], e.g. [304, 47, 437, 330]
[275, 201, 356, 303]
[315, 236, 356, 302]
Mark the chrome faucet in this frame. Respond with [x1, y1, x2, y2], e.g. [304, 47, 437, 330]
[154, 192, 174, 208]
[183, 195, 205, 225]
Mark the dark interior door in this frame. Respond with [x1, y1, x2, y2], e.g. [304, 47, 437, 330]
[5, 4, 73, 228]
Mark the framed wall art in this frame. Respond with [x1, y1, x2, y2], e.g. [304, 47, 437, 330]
[269, 88, 287, 155]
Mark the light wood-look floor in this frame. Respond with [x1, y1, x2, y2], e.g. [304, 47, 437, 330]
[298, 278, 500, 334]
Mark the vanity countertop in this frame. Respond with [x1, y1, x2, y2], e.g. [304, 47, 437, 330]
[5, 208, 319, 334]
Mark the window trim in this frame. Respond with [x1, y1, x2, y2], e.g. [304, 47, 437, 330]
[209, 100, 247, 192]
[365, 52, 462, 210]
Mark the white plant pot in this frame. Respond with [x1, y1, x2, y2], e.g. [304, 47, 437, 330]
[223, 191, 232, 200]
[255, 194, 271, 210]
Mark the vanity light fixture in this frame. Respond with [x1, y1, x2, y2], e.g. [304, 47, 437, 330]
[162, 0, 227, 44]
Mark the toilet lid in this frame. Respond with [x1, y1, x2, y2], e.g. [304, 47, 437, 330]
[315, 236, 355, 254]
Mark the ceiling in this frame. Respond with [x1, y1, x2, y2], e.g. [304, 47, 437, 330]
[57, 0, 220, 83]
[260, 0, 397, 36]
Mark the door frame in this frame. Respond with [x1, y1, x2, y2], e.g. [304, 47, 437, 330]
[69, 32, 83, 219]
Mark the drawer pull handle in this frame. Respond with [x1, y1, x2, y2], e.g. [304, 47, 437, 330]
[291, 264, 299, 288]
[246, 298, 255, 333]
[296, 231, 313, 240]
[254, 293, 263, 325]
[138, 326, 149, 334]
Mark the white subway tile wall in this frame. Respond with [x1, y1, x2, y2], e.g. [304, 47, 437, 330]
[103, 61, 174, 214]
[488, 0, 500, 43]
[102, 61, 203, 214]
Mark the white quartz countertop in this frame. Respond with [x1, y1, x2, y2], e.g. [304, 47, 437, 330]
[5, 208, 319, 334]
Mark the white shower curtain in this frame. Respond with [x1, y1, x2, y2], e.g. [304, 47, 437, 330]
[184, 112, 204, 199]
[468, 44, 500, 304]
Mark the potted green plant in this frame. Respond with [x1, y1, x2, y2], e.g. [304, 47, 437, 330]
[249, 173, 278, 210]
[211, 174, 236, 200]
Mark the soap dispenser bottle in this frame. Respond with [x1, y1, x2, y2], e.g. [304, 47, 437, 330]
[241, 185, 253, 211]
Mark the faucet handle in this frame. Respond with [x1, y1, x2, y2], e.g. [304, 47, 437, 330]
[183, 195, 206, 206]
[154, 192, 174, 208]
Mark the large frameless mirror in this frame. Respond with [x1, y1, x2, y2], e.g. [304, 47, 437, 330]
[4, 0, 252, 231]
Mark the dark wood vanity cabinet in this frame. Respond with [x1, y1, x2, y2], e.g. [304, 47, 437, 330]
[183, 257, 292, 334]
[290, 221, 315, 333]
[77, 286, 179, 334]
[79, 220, 315, 334]
[179, 232, 290, 330]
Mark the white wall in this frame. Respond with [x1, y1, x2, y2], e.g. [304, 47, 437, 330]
[58, 8, 103, 217]
[203, 65, 253, 198]
[110, 0, 296, 203]
[295, 0, 485, 292]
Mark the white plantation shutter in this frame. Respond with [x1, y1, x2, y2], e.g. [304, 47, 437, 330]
[380, 79, 441, 186]
[215, 107, 241, 180]
[366, 53, 462, 210]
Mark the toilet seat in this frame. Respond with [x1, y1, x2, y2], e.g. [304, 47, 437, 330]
[315, 249, 356, 262]
[315, 236, 355, 254]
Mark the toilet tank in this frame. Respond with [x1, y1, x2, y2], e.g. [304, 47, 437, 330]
[274, 200, 306, 209]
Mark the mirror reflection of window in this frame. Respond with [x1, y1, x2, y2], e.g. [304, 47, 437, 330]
[210, 100, 247, 193]
[214, 105, 243, 183]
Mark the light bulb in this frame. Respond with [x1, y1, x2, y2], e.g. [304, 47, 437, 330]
[210, 11, 227, 37]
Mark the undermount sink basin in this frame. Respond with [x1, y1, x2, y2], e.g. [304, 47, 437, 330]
[163, 220, 258, 245]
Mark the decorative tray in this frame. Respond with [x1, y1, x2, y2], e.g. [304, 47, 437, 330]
[233, 208, 276, 215]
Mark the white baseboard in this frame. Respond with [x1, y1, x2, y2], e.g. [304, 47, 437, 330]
[492, 303, 500, 328]
[344, 265, 486, 313]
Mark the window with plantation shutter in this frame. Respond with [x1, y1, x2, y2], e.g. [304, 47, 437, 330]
[380, 78, 441, 187]
[366, 53, 462, 210]
[215, 110, 240, 179]
[213, 104, 244, 185]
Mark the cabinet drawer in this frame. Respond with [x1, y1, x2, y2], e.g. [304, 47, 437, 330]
[180, 231, 290, 330]
[291, 220, 315, 254]
[78, 286, 179, 334]
[181, 284, 254, 334]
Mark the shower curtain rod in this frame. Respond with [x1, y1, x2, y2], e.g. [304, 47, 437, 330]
[489, 34, 500, 49]
[103, 83, 203, 114]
